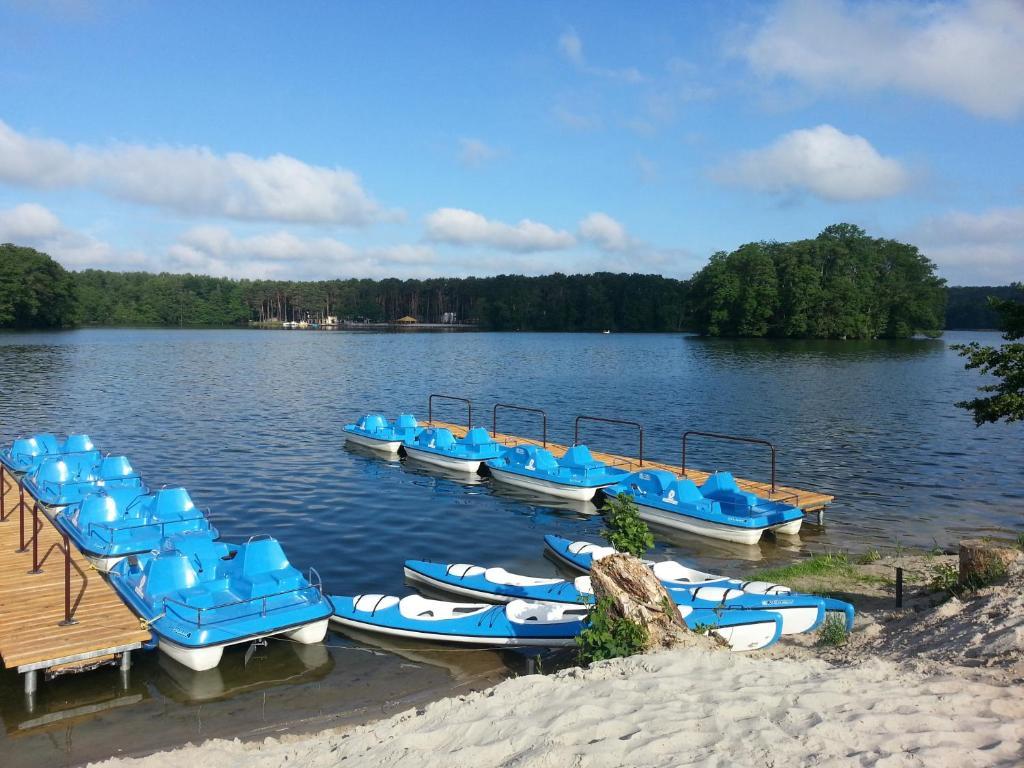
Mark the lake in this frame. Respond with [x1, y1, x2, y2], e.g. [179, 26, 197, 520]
[0, 328, 1020, 765]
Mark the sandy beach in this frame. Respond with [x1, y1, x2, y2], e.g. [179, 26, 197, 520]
[92, 556, 1024, 768]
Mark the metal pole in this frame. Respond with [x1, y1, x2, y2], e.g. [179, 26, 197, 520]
[1, 466, 6, 522]
[895, 567, 904, 608]
[59, 533, 77, 625]
[17, 479, 27, 552]
[29, 503, 42, 574]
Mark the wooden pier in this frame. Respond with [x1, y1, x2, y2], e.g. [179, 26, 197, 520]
[0, 467, 150, 700]
[430, 420, 835, 514]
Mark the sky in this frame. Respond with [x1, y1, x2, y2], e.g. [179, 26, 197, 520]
[0, 0, 1022, 286]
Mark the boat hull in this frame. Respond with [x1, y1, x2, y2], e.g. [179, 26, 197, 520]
[771, 518, 803, 536]
[403, 446, 481, 473]
[487, 467, 600, 501]
[635, 503, 766, 545]
[344, 432, 403, 453]
[330, 614, 575, 646]
[158, 619, 330, 672]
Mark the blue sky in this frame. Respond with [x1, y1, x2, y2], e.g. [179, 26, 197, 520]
[0, 0, 1022, 284]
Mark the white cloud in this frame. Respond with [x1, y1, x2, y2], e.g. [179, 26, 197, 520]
[0, 119, 385, 225]
[713, 124, 910, 202]
[457, 138, 498, 168]
[913, 206, 1024, 284]
[742, 0, 1024, 119]
[579, 212, 631, 252]
[424, 208, 576, 252]
[0, 203, 148, 270]
[551, 105, 602, 131]
[557, 27, 644, 84]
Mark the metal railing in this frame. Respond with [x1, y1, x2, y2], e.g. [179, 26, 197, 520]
[681, 430, 777, 492]
[574, 415, 644, 467]
[161, 567, 325, 627]
[22, 496, 81, 625]
[428, 394, 473, 429]
[492, 403, 547, 447]
[87, 514, 213, 544]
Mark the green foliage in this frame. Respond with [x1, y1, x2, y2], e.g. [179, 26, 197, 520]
[601, 493, 654, 557]
[753, 552, 853, 583]
[953, 284, 1024, 426]
[1017, 533, 1024, 551]
[576, 597, 649, 664]
[857, 548, 882, 564]
[0, 244, 78, 329]
[930, 559, 1008, 597]
[946, 285, 1024, 330]
[929, 563, 960, 594]
[817, 614, 848, 647]
[688, 224, 946, 339]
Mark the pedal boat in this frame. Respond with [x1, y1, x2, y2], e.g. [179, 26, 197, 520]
[22, 453, 143, 510]
[404, 559, 821, 637]
[485, 444, 630, 501]
[544, 535, 855, 632]
[343, 413, 421, 453]
[109, 532, 332, 671]
[56, 487, 217, 572]
[602, 470, 803, 545]
[1, 433, 96, 474]
[402, 426, 503, 473]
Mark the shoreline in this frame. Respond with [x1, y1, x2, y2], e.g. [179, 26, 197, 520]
[90, 553, 1024, 768]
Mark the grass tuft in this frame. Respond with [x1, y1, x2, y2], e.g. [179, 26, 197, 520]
[753, 552, 854, 583]
[856, 548, 881, 564]
[817, 613, 848, 647]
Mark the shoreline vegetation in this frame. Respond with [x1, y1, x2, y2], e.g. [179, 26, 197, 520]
[1, 225, 1020, 335]
[91, 542, 1024, 768]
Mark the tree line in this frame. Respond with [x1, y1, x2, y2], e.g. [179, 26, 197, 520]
[0, 227, 1015, 335]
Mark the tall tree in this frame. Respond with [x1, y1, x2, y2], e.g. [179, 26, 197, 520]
[0, 244, 78, 328]
[953, 285, 1024, 426]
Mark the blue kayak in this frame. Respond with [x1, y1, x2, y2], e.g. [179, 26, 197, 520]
[486, 444, 631, 501]
[544, 535, 855, 632]
[602, 470, 804, 545]
[344, 413, 421, 453]
[332, 592, 782, 651]
[404, 559, 825, 636]
[1, 433, 96, 474]
[23, 453, 143, 508]
[402, 426, 504, 473]
[56, 487, 217, 571]
[109, 531, 332, 671]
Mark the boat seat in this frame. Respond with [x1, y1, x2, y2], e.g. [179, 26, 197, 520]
[573, 575, 593, 594]
[506, 600, 586, 624]
[397, 594, 487, 621]
[238, 572, 279, 598]
[353, 594, 400, 613]
[445, 563, 486, 579]
[687, 586, 745, 603]
[651, 560, 717, 584]
[567, 541, 617, 561]
[484, 567, 562, 587]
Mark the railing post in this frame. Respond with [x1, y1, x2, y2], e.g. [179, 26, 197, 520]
[492, 403, 548, 447]
[17, 478, 28, 552]
[681, 431, 778, 492]
[59, 532, 78, 626]
[574, 415, 644, 468]
[29, 503, 42, 574]
[0, 466, 6, 522]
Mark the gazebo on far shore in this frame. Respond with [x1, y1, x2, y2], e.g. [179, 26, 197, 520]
[395, 315, 417, 324]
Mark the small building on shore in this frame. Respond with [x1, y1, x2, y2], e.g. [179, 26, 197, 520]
[395, 315, 417, 325]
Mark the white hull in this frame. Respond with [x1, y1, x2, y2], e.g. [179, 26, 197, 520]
[403, 447, 481, 473]
[86, 552, 124, 573]
[158, 618, 330, 672]
[636, 505, 765, 545]
[771, 605, 821, 635]
[345, 433, 402, 453]
[488, 467, 600, 501]
[329, 615, 575, 647]
[771, 518, 803, 536]
[712, 620, 779, 652]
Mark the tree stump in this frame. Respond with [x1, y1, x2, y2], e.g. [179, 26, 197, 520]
[589, 553, 724, 651]
[959, 539, 1021, 586]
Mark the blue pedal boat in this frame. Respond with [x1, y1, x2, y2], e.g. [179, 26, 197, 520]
[602, 470, 804, 545]
[402, 426, 503, 473]
[343, 413, 421, 453]
[1, 433, 96, 475]
[109, 532, 332, 671]
[56, 487, 217, 572]
[23, 453, 143, 509]
[405, 559, 821, 638]
[544, 535, 855, 632]
[330, 593, 589, 647]
[485, 444, 631, 501]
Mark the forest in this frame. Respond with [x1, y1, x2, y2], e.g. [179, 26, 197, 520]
[0, 225, 1015, 335]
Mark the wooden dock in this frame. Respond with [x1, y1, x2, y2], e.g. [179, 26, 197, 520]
[0, 467, 150, 697]
[430, 421, 835, 513]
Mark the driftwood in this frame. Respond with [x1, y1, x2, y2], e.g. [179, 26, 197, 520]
[589, 553, 725, 651]
[959, 539, 1021, 586]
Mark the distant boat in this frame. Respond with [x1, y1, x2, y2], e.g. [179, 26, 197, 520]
[602, 330, 611, 334]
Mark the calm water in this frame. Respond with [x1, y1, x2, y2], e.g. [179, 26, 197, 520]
[0, 328, 1020, 765]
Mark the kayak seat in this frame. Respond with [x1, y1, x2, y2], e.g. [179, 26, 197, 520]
[484, 567, 562, 587]
[651, 560, 717, 584]
[567, 542, 616, 561]
[352, 594, 400, 613]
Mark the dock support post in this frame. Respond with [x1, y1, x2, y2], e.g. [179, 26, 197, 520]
[24, 670, 38, 712]
[120, 650, 132, 690]
[815, 508, 824, 526]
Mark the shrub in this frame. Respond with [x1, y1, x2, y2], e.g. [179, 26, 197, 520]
[576, 597, 649, 664]
[857, 548, 881, 564]
[817, 613, 848, 647]
[601, 493, 654, 557]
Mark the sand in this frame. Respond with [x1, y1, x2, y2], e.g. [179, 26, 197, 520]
[92, 558, 1024, 768]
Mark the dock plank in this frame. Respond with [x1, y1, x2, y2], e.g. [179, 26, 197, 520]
[429, 421, 835, 512]
[0, 469, 150, 671]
